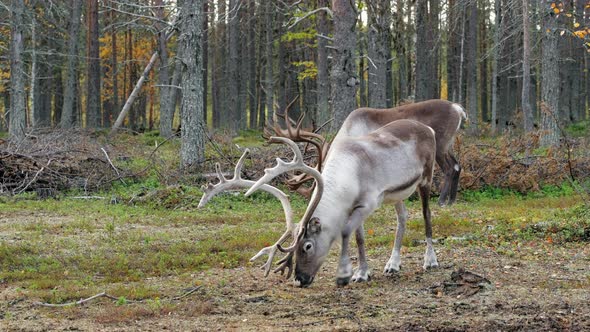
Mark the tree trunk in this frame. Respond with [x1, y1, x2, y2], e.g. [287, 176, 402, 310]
[53, 66, 64, 125]
[238, 5, 249, 130]
[330, 0, 358, 131]
[257, 6, 266, 128]
[212, 0, 224, 129]
[203, 0, 209, 125]
[227, 0, 240, 134]
[9, 0, 26, 140]
[479, 0, 489, 123]
[248, 0, 257, 128]
[110, 3, 118, 127]
[465, 0, 478, 135]
[155, 0, 173, 137]
[415, 0, 439, 101]
[431, 0, 440, 99]
[128, 32, 138, 130]
[540, 2, 560, 146]
[168, 59, 183, 131]
[264, 0, 274, 124]
[448, 0, 460, 102]
[573, 0, 586, 122]
[521, 0, 533, 132]
[316, 0, 330, 126]
[277, 26, 287, 118]
[366, 0, 391, 108]
[558, 0, 573, 124]
[395, 0, 408, 101]
[179, 0, 205, 167]
[415, 0, 429, 101]
[359, 36, 368, 108]
[111, 52, 159, 133]
[86, 0, 101, 128]
[30, 13, 37, 128]
[61, 0, 83, 129]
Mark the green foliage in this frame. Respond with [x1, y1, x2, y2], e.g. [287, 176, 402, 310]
[500, 205, 590, 244]
[565, 120, 589, 137]
[232, 130, 266, 147]
[461, 186, 521, 202]
[535, 182, 576, 198]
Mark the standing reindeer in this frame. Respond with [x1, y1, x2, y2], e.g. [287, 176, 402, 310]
[246, 119, 439, 287]
[271, 99, 466, 206]
[336, 100, 466, 206]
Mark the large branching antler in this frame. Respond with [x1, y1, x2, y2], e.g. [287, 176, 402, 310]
[246, 137, 325, 268]
[265, 97, 330, 197]
[198, 149, 296, 277]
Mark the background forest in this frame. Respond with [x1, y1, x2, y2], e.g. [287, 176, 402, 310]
[1, 0, 589, 154]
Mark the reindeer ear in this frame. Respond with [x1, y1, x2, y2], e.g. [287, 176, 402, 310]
[307, 217, 321, 234]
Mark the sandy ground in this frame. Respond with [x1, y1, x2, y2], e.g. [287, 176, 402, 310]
[2, 240, 589, 331]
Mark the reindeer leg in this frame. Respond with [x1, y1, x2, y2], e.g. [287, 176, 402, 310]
[447, 153, 461, 205]
[419, 185, 439, 270]
[351, 225, 371, 282]
[436, 154, 452, 206]
[384, 201, 408, 275]
[337, 205, 374, 286]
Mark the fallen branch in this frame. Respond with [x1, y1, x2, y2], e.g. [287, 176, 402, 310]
[34, 292, 110, 307]
[70, 196, 106, 200]
[101, 148, 124, 185]
[33, 286, 204, 308]
[15, 159, 51, 195]
[172, 286, 203, 301]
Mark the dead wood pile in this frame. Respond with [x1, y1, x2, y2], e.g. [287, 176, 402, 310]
[0, 130, 121, 196]
[453, 133, 590, 193]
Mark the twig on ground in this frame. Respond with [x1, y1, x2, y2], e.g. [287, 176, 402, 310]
[70, 196, 106, 200]
[34, 292, 110, 307]
[33, 285, 204, 308]
[172, 286, 203, 301]
[101, 148, 125, 185]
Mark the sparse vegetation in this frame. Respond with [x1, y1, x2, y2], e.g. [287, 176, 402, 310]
[1, 130, 589, 330]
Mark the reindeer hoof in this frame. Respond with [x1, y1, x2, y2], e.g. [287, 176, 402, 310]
[384, 257, 401, 276]
[351, 269, 371, 283]
[423, 261, 439, 270]
[336, 276, 351, 287]
[383, 267, 401, 277]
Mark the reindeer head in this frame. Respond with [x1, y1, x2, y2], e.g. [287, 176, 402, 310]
[293, 216, 334, 287]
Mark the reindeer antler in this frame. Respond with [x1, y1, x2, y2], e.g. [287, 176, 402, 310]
[246, 137, 325, 255]
[265, 97, 330, 197]
[198, 149, 296, 277]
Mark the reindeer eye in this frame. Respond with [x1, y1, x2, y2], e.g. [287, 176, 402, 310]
[303, 242, 313, 253]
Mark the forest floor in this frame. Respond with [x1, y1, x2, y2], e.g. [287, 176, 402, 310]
[1, 191, 589, 331]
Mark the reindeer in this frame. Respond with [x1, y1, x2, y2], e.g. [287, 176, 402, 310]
[271, 99, 466, 206]
[336, 100, 466, 206]
[246, 119, 439, 287]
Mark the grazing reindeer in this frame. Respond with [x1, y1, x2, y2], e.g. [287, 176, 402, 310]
[246, 119, 438, 287]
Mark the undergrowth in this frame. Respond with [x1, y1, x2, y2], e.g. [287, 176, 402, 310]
[1, 129, 589, 305]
